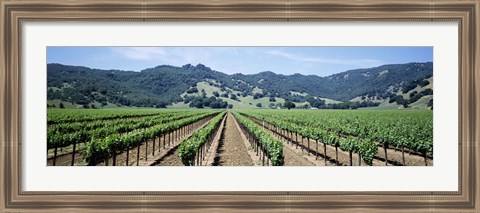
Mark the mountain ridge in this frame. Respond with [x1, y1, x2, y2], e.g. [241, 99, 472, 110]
[47, 62, 433, 108]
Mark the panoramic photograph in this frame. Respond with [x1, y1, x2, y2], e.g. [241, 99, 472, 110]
[46, 47, 433, 167]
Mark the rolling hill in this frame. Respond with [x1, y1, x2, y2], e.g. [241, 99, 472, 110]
[47, 62, 433, 109]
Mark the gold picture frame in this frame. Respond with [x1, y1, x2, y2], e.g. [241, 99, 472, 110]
[1, 0, 479, 212]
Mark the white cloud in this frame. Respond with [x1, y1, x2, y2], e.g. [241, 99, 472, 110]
[110, 47, 235, 72]
[111, 47, 168, 60]
[108, 47, 386, 75]
[265, 50, 382, 67]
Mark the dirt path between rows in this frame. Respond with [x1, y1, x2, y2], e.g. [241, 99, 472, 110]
[282, 145, 315, 166]
[150, 116, 218, 166]
[256, 122, 317, 166]
[155, 147, 183, 166]
[212, 113, 254, 166]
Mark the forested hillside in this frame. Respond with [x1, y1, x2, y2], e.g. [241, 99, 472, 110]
[47, 62, 432, 109]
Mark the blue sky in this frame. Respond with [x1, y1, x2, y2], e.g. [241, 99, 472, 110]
[47, 47, 432, 77]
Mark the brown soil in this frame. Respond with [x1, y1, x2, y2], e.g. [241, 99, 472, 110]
[155, 147, 183, 166]
[376, 146, 432, 166]
[212, 113, 254, 166]
[281, 137, 331, 166]
[282, 145, 315, 166]
[47, 149, 86, 166]
[202, 115, 228, 166]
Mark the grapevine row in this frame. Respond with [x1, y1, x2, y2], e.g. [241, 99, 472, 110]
[240, 110, 432, 165]
[243, 113, 377, 165]
[178, 111, 226, 166]
[47, 110, 183, 134]
[84, 111, 220, 165]
[47, 108, 178, 125]
[47, 111, 212, 149]
[232, 112, 284, 166]
[47, 111, 199, 147]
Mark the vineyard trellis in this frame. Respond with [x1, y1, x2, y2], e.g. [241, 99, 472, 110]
[239, 109, 432, 166]
[47, 109, 221, 166]
[47, 108, 432, 166]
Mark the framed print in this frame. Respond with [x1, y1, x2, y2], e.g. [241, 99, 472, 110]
[1, 0, 479, 212]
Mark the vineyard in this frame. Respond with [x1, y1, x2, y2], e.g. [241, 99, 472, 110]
[47, 108, 432, 166]
[238, 109, 433, 166]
